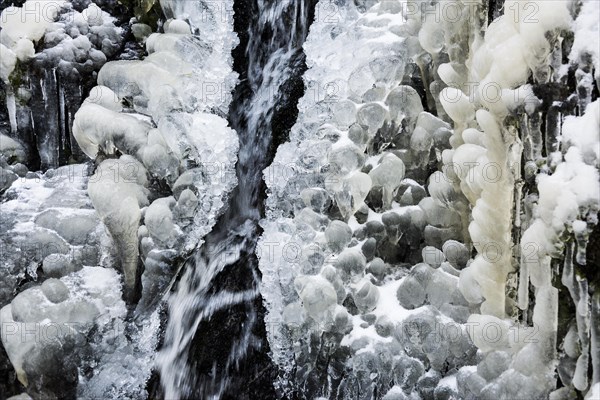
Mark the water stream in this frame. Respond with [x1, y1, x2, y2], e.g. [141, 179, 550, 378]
[156, 0, 315, 397]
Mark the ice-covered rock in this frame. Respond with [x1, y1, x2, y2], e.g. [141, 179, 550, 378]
[0, 134, 26, 163]
[0, 164, 103, 305]
[0, 267, 126, 395]
[73, 103, 152, 159]
[258, 2, 491, 397]
[0, 0, 244, 398]
[1, 0, 126, 168]
[3, 0, 589, 397]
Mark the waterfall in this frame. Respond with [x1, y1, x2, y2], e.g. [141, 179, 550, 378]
[2, 0, 598, 399]
[156, 0, 315, 397]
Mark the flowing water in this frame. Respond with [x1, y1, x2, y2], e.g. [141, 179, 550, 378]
[157, 0, 314, 397]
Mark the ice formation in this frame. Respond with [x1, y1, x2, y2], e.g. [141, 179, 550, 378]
[259, 0, 600, 398]
[0, 266, 126, 395]
[1, 1, 125, 168]
[259, 1, 473, 396]
[71, 1, 239, 308]
[0, 0, 598, 398]
[1, 0, 239, 397]
[0, 1, 65, 83]
[72, 0, 238, 395]
[0, 163, 131, 396]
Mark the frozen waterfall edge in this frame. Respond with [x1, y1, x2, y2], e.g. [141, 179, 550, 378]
[258, 0, 599, 399]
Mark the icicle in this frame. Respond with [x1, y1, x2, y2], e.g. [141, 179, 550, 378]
[563, 242, 592, 391]
[574, 283, 593, 392]
[517, 259, 529, 310]
[578, 279, 590, 318]
[545, 104, 561, 155]
[573, 220, 589, 265]
[6, 90, 17, 133]
[59, 78, 66, 152]
[562, 242, 575, 296]
[591, 291, 600, 387]
[532, 285, 558, 363]
[529, 112, 544, 161]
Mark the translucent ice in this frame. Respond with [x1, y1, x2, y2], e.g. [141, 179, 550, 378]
[328, 143, 366, 175]
[332, 99, 357, 128]
[385, 85, 423, 126]
[368, 153, 405, 209]
[422, 246, 445, 268]
[396, 276, 426, 309]
[325, 220, 353, 252]
[357, 102, 387, 134]
[144, 197, 179, 246]
[41, 278, 70, 304]
[353, 279, 380, 313]
[467, 314, 510, 353]
[295, 275, 337, 326]
[335, 247, 367, 279]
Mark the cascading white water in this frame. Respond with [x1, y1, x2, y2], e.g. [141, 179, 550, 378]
[156, 220, 260, 399]
[156, 0, 313, 398]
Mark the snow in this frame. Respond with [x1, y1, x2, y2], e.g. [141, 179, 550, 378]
[570, 0, 600, 81]
[562, 101, 600, 165]
[585, 383, 600, 400]
[1, 0, 123, 145]
[522, 101, 600, 273]
[438, 374, 458, 391]
[0, 44, 17, 83]
[0, 1, 66, 45]
[372, 277, 419, 323]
